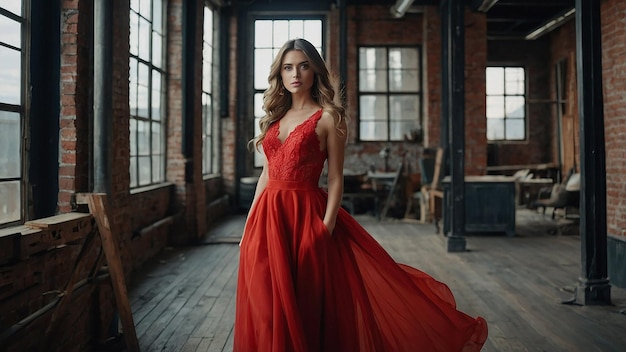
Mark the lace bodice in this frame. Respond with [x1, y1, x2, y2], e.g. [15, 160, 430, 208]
[262, 109, 327, 184]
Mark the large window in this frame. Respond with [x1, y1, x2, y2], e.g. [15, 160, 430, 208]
[486, 66, 526, 141]
[202, 6, 218, 175]
[252, 18, 323, 167]
[129, 0, 166, 188]
[358, 46, 421, 141]
[0, 2, 25, 226]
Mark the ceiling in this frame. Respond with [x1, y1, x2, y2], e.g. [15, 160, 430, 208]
[347, 0, 575, 40]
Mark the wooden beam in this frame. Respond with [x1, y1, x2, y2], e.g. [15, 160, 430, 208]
[84, 193, 140, 351]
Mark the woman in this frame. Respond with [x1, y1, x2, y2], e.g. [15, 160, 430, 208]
[234, 38, 488, 352]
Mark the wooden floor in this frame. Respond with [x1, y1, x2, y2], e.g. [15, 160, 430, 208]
[127, 208, 626, 352]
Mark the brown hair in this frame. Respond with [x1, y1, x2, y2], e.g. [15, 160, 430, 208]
[252, 38, 347, 151]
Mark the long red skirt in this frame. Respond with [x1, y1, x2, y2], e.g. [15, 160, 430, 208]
[234, 180, 487, 352]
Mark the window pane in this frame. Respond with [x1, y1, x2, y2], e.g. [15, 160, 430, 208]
[0, 1, 21, 15]
[389, 48, 418, 69]
[505, 96, 525, 118]
[390, 121, 418, 141]
[254, 48, 273, 90]
[151, 122, 161, 153]
[130, 156, 137, 188]
[137, 84, 149, 118]
[360, 121, 387, 141]
[304, 20, 322, 47]
[138, 156, 150, 185]
[359, 47, 386, 69]
[130, 12, 139, 56]
[152, 70, 161, 120]
[138, 120, 150, 155]
[139, 0, 151, 19]
[255, 21, 273, 47]
[389, 69, 418, 92]
[359, 69, 387, 92]
[389, 95, 419, 120]
[203, 7, 213, 44]
[203, 95, 213, 134]
[152, 32, 162, 68]
[254, 93, 264, 117]
[505, 118, 525, 140]
[152, 155, 162, 182]
[359, 95, 387, 120]
[0, 111, 20, 178]
[487, 118, 504, 140]
[138, 16, 150, 60]
[0, 45, 21, 105]
[486, 67, 504, 95]
[505, 67, 524, 95]
[153, 0, 163, 33]
[129, 59, 138, 115]
[273, 20, 289, 47]
[0, 14, 21, 48]
[486, 96, 504, 118]
[289, 20, 304, 39]
[203, 60, 212, 93]
[130, 118, 137, 156]
[0, 181, 20, 223]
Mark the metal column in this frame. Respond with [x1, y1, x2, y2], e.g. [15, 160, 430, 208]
[568, 0, 611, 306]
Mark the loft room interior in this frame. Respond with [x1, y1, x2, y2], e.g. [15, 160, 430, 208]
[1, 0, 625, 350]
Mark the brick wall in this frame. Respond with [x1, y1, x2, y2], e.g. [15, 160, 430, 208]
[601, 0, 626, 238]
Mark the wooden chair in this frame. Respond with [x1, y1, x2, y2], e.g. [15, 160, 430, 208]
[419, 148, 444, 228]
[380, 161, 404, 220]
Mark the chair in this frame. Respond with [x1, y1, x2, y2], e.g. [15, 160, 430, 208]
[418, 148, 444, 226]
[534, 171, 580, 219]
[380, 161, 404, 220]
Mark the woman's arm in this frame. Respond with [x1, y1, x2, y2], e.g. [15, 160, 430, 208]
[321, 112, 347, 235]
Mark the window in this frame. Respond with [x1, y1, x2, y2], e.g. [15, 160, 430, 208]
[358, 46, 421, 141]
[0, 2, 25, 226]
[202, 6, 218, 175]
[486, 66, 526, 141]
[129, 0, 166, 188]
[252, 18, 323, 167]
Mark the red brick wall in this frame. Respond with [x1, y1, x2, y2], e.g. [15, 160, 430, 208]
[59, 0, 91, 212]
[601, 0, 626, 238]
[464, 9, 488, 176]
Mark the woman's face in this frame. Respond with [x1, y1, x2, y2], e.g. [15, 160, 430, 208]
[280, 49, 315, 97]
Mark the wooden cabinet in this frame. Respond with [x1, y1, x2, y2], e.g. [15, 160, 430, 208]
[442, 176, 516, 237]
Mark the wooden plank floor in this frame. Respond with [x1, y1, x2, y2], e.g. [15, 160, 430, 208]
[127, 209, 626, 352]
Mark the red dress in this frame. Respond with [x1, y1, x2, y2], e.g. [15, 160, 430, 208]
[234, 110, 487, 352]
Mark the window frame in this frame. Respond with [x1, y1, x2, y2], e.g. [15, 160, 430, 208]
[129, 0, 167, 188]
[357, 45, 423, 142]
[0, 3, 28, 227]
[486, 65, 527, 142]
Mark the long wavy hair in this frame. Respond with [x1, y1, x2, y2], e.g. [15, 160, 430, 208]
[252, 38, 347, 151]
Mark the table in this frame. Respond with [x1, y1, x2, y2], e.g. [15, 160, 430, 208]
[442, 175, 516, 237]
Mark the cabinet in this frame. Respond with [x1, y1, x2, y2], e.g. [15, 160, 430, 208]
[443, 176, 516, 237]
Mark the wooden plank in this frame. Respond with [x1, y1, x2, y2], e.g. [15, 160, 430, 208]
[85, 193, 140, 352]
